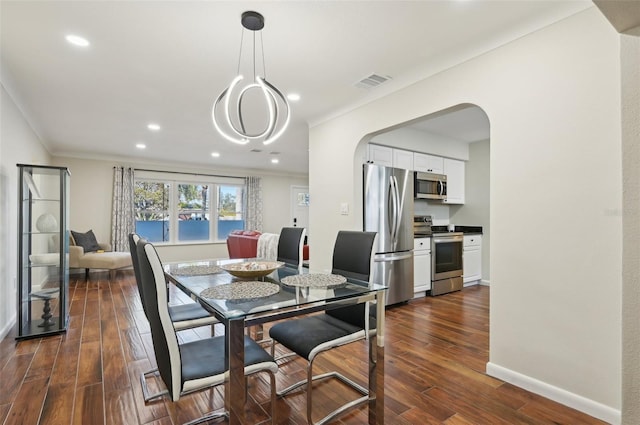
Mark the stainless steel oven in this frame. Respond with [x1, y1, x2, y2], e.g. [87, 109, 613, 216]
[431, 232, 463, 296]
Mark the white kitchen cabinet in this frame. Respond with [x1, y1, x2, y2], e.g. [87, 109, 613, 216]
[463, 234, 482, 285]
[443, 158, 465, 204]
[413, 238, 431, 295]
[393, 149, 414, 170]
[367, 144, 393, 167]
[414, 153, 443, 174]
[367, 145, 415, 170]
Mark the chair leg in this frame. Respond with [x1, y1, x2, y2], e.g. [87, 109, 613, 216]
[270, 369, 277, 424]
[277, 357, 369, 425]
[183, 410, 227, 425]
[270, 340, 298, 363]
[85, 268, 90, 281]
[140, 368, 169, 402]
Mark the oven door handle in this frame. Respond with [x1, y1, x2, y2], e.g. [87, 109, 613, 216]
[432, 235, 464, 244]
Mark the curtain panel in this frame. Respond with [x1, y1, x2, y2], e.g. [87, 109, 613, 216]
[244, 176, 263, 231]
[111, 166, 135, 252]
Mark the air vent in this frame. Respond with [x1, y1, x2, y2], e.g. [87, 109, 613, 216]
[354, 73, 391, 89]
[269, 151, 280, 155]
[250, 149, 262, 153]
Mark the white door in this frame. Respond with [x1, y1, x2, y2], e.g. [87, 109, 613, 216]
[290, 186, 309, 237]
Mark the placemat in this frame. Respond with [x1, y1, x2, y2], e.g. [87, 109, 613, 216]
[171, 264, 223, 276]
[281, 273, 347, 288]
[200, 281, 280, 300]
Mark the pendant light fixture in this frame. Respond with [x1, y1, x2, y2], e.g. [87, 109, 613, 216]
[212, 11, 290, 145]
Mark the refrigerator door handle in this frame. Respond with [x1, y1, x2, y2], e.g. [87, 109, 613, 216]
[374, 251, 413, 262]
[388, 175, 398, 242]
[392, 175, 402, 245]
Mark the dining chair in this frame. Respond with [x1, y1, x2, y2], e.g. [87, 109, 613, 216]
[277, 227, 306, 268]
[136, 239, 278, 425]
[129, 233, 219, 401]
[268, 230, 378, 425]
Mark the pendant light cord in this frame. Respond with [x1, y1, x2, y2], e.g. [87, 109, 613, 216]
[260, 32, 266, 79]
[236, 27, 244, 76]
[236, 25, 267, 80]
[252, 30, 256, 80]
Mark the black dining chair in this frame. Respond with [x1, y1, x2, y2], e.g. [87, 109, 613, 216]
[136, 239, 278, 425]
[129, 233, 219, 401]
[277, 227, 306, 268]
[269, 230, 378, 425]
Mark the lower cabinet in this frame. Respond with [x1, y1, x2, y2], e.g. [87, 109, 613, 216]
[413, 238, 431, 296]
[463, 234, 482, 285]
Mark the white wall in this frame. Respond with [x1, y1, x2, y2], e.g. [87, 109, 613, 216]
[621, 33, 640, 424]
[451, 139, 490, 283]
[309, 8, 622, 423]
[50, 156, 307, 263]
[0, 84, 52, 339]
[370, 126, 470, 160]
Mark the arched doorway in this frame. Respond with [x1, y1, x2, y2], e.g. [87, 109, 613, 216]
[362, 103, 491, 287]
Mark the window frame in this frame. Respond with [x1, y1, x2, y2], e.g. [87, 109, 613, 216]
[134, 171, 245, 246]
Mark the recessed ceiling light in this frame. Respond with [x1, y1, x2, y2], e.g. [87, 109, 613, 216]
[65, 34, 90, 47]
[136, 143, 146, 149]
[147, 123, 161, 131]
[271, 158, 279, 164]
[287, 93, 300, 101]
[211, 152, 220, 158]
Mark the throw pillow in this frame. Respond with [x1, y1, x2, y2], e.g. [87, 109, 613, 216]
[71, 229, 101, 253]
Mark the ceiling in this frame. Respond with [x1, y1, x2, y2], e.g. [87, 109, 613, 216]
[1, 1, 594, 175]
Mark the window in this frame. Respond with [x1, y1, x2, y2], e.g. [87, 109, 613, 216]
[217, 185, 244, 239]
[134, 181, 169, 242]
[177, 183, 209, 242]
[134, 174, 245, 244]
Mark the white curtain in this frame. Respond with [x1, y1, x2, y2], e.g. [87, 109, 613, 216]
[244, 176, 263, 231]
[111, 167, 135, 252]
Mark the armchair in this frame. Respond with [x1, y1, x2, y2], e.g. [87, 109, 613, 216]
[69, 230, 132, 281]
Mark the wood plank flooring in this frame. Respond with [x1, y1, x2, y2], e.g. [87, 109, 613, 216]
[0, 271, 607, 425]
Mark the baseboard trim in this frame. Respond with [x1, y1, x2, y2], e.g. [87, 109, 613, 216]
[486, 362, 620, 425]
[480, 279, 490, 286]
[0, 316, 16, 341]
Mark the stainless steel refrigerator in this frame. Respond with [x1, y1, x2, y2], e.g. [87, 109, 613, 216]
[363, 163, 414, 305]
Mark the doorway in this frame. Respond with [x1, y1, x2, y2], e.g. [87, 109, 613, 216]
[290, 185, 309, 238]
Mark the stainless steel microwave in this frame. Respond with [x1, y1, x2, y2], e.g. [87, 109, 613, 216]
[414, 171, 447, 200]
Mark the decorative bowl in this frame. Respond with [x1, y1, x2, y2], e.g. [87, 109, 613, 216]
[220, 261, 284, 278]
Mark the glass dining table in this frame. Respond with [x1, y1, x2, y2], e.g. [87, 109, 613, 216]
[164, 258, 387, 425]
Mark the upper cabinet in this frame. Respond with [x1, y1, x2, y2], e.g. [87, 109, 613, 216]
[392, 149, 414, 170]
[366, 145, 413, 170]
[367, 145, 466, 205]
[414, 153, 443, 174]
[366, 144, 393, 167]
[443, 158, 465, 204]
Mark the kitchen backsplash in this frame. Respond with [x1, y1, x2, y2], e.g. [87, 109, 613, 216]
[414, 199, 451, 225]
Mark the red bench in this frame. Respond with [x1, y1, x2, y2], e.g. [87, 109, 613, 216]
[226, 230, 309, 260]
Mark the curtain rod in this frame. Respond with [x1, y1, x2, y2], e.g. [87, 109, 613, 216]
[130, 167, 246, 180]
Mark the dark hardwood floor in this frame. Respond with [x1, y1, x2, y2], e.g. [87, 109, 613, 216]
[0, 271, 607, 425]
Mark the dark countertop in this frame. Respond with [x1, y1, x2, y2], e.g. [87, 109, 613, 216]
[428, 225, 483, 235]
[455, 225, 483, 235]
